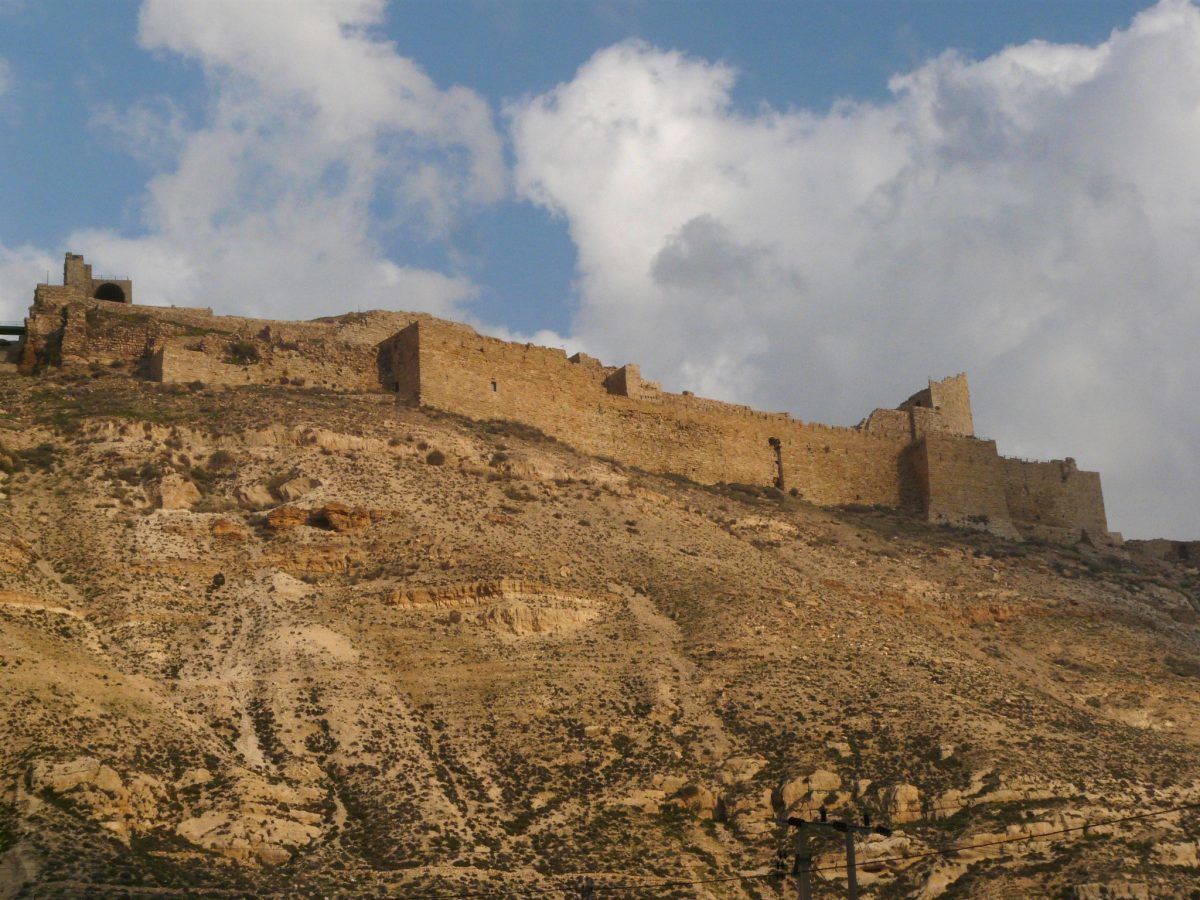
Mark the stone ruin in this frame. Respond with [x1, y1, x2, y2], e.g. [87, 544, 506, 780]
[16, 254, 1115, 545]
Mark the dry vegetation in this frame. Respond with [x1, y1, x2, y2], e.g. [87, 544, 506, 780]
[0, 368, 1197, 898]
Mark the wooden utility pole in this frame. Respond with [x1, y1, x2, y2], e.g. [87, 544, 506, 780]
[783, 808, 893, 899]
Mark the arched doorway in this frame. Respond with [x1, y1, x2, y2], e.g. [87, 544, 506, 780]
[93, 282, 126, 302]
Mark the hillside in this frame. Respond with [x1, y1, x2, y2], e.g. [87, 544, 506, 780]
[1, 368, 1198, 898]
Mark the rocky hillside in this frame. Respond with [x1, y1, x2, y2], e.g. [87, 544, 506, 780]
[1, 368, 1198, 898]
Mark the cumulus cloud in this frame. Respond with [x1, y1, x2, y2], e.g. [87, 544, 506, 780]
[509, 1, 1200, 539]
[54, 0, 503, 320]
[0, 242, 57, 320]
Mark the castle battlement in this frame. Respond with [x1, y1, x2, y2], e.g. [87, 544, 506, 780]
[17, 254, 1112, 544]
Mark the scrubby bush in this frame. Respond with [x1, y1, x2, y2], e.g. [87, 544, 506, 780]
[425, 449, 446, 466]
[208, 449, 237, 471]
[227, 339, 261, 364]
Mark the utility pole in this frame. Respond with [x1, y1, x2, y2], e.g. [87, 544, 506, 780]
[783, 808, 893, 899]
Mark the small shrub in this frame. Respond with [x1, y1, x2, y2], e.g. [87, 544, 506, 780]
[227, 339, 261, 365]
[18, 443, 60, 472]
[426, 449, 446, 466]
[208, 449, 237, 471]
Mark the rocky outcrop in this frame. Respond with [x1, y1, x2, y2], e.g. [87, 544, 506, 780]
[274, 475, 321, 502]
[26, 757, 165, 841]
[265, 502, 384, 533]
[1073, 883, 1150, 900]
[879, 782, 922, 824]
[176, 810, 321, 866]
[778, 769, 846, 818]
[153, 473, 201, 510]
[265, 505, 310, 532]
[452, 599, 600, 637]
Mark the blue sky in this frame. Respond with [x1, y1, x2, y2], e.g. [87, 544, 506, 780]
[1, 0, 1197, 540]
[1, 0, 1147, 333]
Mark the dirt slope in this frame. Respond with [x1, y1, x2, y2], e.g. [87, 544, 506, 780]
[1, 369, 1198, 898]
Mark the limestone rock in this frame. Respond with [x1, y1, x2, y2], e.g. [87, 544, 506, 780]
[178, 767, 212, 789]
[319, 502, 372, 532]
[780, 769, 841, 809]
[1073, 883, 1150, 900]
[719, 755, 766, 785]
[880, 783, 922, 824]
[665, 783, 718, 819]
[275, 476, 320, 502]
[1152, 841, 1199, 867]
[616, 788, 665, 813]
[211, 518, 248, 542]
[266, 505, 310, 532]
[726, 788, 774, 837]
[235, 483, 275, 510]
[176, 811, 321, 864]
[154, 473, 201, 510]
[652, 774, 689, 795]
[458, 599, 599, 637]
[28, 757, 121, 795]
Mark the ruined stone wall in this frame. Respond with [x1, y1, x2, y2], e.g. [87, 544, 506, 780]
[910, 435, 1018, 537]
[19, 277, 1113, 540]
[24, 291, 419, 391]
[61, 306, 158, 361]
[858, 408, 912, 439]
[1000, 457, 1108, 535]
[150, 337, 388, 391]
[408, 319, 914, 506]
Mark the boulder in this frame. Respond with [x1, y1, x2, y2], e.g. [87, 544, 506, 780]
[275, 476, 320, 502]
[880, 783, 922, 824]
[719, 755, 766, 785]
[666, 783, 718, 819]
[235, 483, 274, 510]
[155, 473, 201, 510]
[319, 502, 372, 532]
[265, 505, 310, 532]
[780, 769, 841, 809]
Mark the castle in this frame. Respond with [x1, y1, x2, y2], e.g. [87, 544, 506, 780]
[18, 254, 1113, 544]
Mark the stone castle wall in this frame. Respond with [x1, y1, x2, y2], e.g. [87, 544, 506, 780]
[19, 255, 1112, 543]
[912, 435, 1019, 537]
[395, 319, 918, 507]
[25, 284, 420, 392]
[1000, 457, 1108, 536]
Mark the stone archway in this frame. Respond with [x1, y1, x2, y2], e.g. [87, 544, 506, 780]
[93, 282, 126, 303]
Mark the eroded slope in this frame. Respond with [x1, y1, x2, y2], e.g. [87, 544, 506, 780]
[1, 371, 1198, 897]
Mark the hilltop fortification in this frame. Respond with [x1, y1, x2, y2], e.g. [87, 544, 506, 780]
[19, 254, 1111, 543]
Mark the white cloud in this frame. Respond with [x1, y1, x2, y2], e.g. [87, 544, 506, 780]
[510, 1, 1200, 539]
[59, 0, 504, 320]
[0, 242, 56, 320]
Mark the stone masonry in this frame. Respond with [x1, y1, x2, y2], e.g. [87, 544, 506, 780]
[19, 254, 1113, 543]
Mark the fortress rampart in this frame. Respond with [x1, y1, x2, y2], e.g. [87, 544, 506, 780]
[18, 254, 1113, 544]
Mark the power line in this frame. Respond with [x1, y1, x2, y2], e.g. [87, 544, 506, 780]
[796, 799, 1200, 878]
[415, 798, 1200, 898]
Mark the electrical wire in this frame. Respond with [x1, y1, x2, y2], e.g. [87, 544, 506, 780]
[414, 798, 1200, 898]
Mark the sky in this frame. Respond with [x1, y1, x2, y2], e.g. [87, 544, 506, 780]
[0, 0, 1196, 541]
